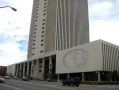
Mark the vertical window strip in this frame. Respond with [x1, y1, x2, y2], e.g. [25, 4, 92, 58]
[111, 47, 115, 71]
[68, 0, 71, 48]
[104, 44, 107, 70]
[60, 0, 64, 50]
[57, 0, 61, 50]
[116, 50, 119, 72]
[109, 46, 112, 71]
[106, 45, 110, 71]
[55, 0, 58, 50]
[102, 43, 105, 70]
[62, 0, 66, 49]
[72, 1, 76, 47]
[113, 48, 118, 71]
[63, 0, 68, 49]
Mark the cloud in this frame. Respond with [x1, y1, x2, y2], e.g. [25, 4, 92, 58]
[88, 0, 119, 45]
[0, 0, 33, 66]
[0, 41, 27, 66]
[1, 0, 119, 66]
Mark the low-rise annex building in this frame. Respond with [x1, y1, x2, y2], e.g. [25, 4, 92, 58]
[7, 40, 119, 82]
[7, 64, 15, 76]
[0, 66, 7, 76]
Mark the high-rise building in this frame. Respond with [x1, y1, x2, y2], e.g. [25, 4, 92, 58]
[8, 0, 119, 82]
[27, 0, 89, 59]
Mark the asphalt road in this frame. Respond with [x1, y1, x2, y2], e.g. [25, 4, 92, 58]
[0, 79, 119, 90]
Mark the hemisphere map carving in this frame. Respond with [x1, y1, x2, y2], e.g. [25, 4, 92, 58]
[63, 49, 88, 68]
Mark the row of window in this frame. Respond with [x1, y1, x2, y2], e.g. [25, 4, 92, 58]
[32, 0, 40, 54]
[32, 0, 47, 55]
[39, 0, 47, 53]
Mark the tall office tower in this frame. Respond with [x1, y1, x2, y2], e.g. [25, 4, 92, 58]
[27, 0, 89, 59]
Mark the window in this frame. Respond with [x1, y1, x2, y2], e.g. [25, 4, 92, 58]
[41, 35, 44, 37]
[42, 23, 45, 25]
[34, 35, 36, 38]
[39, 60, 42, 63]
[39, 65, 42, 68]
[44, 3, 46, 5]
[43, 19, 45, 21]
[42, 31, 44, 33]
[41, 39, 44, 42]
[43, 13, 46, 16]
[34, 28, 37, 30]
[43, 9, 46, 12]
[40, 50, 43, 53]
[39, 70, 41, 72]
[35, 16, 38, 18]
[44, 6, 46, 8]
[37, 3, 39, 5]
[41, 44, 43, 46]
[36, 12, 38, 15]
[37, 6, 39, 8]
[35, 19, 37, 21]
[42, 27, 45, 29]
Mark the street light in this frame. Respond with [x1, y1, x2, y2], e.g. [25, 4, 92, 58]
[0, 6, 17, 11]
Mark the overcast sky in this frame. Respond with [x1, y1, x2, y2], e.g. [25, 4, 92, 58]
[0, 0, 119, 66]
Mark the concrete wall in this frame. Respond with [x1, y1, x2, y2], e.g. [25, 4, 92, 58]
[7, 64, 15, 76]
[27, 0, 89, 59]
[56, 40, 103, 74]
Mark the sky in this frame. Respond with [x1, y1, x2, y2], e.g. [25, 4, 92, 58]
[0, 0, 119, 66]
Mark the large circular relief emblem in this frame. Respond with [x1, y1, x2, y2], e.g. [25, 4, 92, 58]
[63, 49, 88, 68]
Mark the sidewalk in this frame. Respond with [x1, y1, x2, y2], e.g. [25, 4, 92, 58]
[29, 80, 119, 88]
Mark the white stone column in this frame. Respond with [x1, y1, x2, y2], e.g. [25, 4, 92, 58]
[98, 71, 101, 82]
[19, 64, 22, 78]
[82, 72, 85, 81]
[57, 74, 60, 82]
[49, 56, 52, 75]
[67, 73, 70, 79]
[23, 63, 26, 77]
[42, 58, 45, 80]
[15, 65, 18, 76]
[36, 59, 39, 79]
[31, 61, 34, 78]
[27, 62, 29, 77]
[16, 64, 19, 76]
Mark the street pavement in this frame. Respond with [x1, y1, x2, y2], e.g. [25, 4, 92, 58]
[0, 79, 119, 90]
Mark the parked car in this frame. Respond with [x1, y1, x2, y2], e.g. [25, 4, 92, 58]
[4, 76, 11, 79]
[13, 76, 19, 79]
[21, 76, 29, 81]
[62, 77, 80, 87]
[0, 76, 5, 83]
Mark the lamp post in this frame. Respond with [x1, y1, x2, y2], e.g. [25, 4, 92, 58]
[0, 6, 17, 11]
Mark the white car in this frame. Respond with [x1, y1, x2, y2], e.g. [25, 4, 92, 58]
[13, 76, 19, 79]
[0, 76, 5, 83]
[4, 76, 11, 79]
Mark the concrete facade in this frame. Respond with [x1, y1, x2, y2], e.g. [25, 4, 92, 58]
[6, 0, 119, 82]
[27, 0, 89, 59]
[7, 40, 119, 82]
[0, 66, 7, 76]
[7, 64, 15, 76]
[57, 39, 119, 74]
